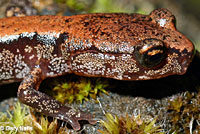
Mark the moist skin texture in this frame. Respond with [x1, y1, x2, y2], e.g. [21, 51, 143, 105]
[0, 8, 194, 130]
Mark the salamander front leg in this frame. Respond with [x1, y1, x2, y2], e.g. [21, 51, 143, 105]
[17, 68, 96, 130]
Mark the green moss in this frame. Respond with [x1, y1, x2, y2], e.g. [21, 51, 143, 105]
[89, 0, 131, 13]
[9, 101, 27, 127]
[55, 0, 134, 13]
[195, 43, 200, 52]
[0, 102, 29, 134]
[167, 91, 200, 133]
[55, 0, 90, 11]
[0, 102, 28, 133]
[99, 113, 164, 134]
[31, 116, 58, 134]
[0, 101, 70, 134]
[52, 78, 108, 103]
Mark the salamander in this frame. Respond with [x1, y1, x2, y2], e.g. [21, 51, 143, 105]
[0, 8, 194, 130]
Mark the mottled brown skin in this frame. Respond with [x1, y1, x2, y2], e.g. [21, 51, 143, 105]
[0, 8, 194, 130]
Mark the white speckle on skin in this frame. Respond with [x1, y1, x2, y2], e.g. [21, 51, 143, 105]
[159, 19, 166, 27]
[58, 114, 64, 120]
[139, 75, 150, 80]
[0, 34, 20, 44]
[46, 72, 55, 76]
[24, 45, 33, 53]
[34, 44, 54, 59]
[48, 57, 70, 73]
[94, 41, 134, 53]
[0, 32, 36, 44]
[71, 52, 139, 79]
[0, 49, 30, 80]
[23, 90, 28, 95]
[37, 32, 60, 45]
[15, 54, 30, 79]
[29, 55, 35, 60]
[75, 112, 81, 118]
[0, 32, 60, 45]
[21, 32, 36, 39]
[35, 65, 40, 68]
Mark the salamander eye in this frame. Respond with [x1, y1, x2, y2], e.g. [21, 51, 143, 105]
[135, 38, 167, 68]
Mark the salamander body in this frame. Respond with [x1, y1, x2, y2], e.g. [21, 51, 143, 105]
[0, 8, 194, 130]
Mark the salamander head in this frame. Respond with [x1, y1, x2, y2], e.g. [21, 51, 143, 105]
[131, 8, 195, 80]
[133, 37, 194, 80]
